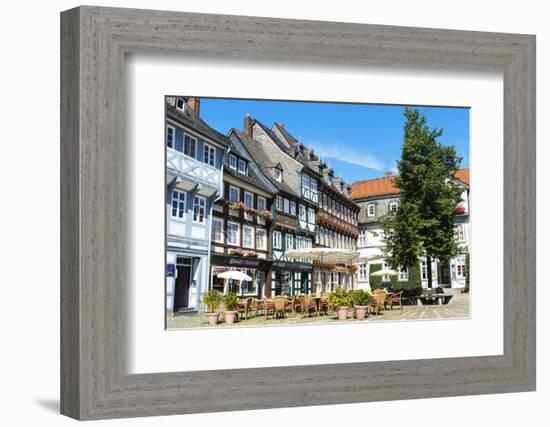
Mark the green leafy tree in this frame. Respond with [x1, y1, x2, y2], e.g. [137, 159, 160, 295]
[381, 108, 463, 288]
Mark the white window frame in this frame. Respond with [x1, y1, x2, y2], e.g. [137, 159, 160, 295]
[170, 189, 186, 219]
[176, 97, 185, 111]
[238, 159, 247, 175]
[256, 228, 267, 251]
[166, 125, 175, 149]
[283, 198, 290, 214]
[359, 264, 368, 281]
[274, 168, 282, 182]
[211, 217, 224, 243]
[242, 225, 255, 249]
[244, 191, 254, 209]
[367, 203, 376, 217]
[276, 196, 282, 211]
[398, 267, 409, 282]
[299, 204, 306, 221]
[308, 207, 316, 225]
[273, 230, 282, 249]
[229, 185, 240, 203]
[455, 223, 465, 242]
[203, 143, 216, 166]
[290, 201, 296, 216]
[227, 221, 240, 246]
[257, 196, 267, 212]
[192, 195, 206, 224]
[285, 234, 294, 251]
[183, 133, 197, 159]
[389, 201, 398, 212]
[228, 154, 237, 170]
[421, 259, 428, 281]
[456, 256, 467, 279]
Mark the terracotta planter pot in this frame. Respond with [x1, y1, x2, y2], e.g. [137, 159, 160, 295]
[224, 310, 237, 325]
[337, 307, 349, 320]
[355, 305, 368, 320]
[205, 312, 219, 326]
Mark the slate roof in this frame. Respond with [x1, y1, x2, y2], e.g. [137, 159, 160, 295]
[351, 168, 470, 200]
[224, 140, 276, 195]
[166, 100, 230, 148]
[231, 129, 299, 197]
[272, 123, 353, 196]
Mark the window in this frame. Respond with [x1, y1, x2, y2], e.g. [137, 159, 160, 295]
[274, 168, 282, 182]
[290, 201, 296, 216]
[302, 174, 310, 193]
[306, 238, 312, 248]
[283, 198, 290, 214]
[358, 230, 367, 247]
[227, 222, 240, 246]
[389, 201, 398, 212]
[398, 267, 409, 281]
[203, 144, 215, 166]
[456, 256, 467, 279]
[455, 224, 465, 241]
[308, 207, 315, 224]
[299, 204, 306, 221]
[273, 231, 282, 249]
[367, 204, 375, 217]
[211, 218, 224, 243]
[171, 190, 185, 219]
[276, 196, 282, 211]
[176, 98, 185, 110]
[257, 196, 266, 212]
[229, 186, 240, 203]
[296, 235, 304, 249]
[243, 225, 255, 248]
[229, 154, 237, 170]
[244, 192, 254, 209]
[193, 195, 206, 223]
[285, 234, 294, 251]
[166, 125, 175, 149]
[256, 229, 267, 250]
[310, 177, 317, 194]
[421, 259, 428, 280]
[238, 159, 247, 175]
[359, 264, 368, 281]
[183, 134, 197, 158]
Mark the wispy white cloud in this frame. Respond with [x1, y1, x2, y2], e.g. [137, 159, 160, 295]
[304, 139, 385, 171]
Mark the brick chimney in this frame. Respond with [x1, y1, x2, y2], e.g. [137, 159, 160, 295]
[244, 114, 252, 137]
[187, 97, 201, 116]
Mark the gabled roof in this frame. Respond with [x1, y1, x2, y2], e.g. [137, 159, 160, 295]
[166, 100, 230, 148]
[224, 141, 277, 195]
[454, 168, 470, 185]
[351, 175, 400, 200]
[351, 168, 470, 200]
[230, 129, 298, 197]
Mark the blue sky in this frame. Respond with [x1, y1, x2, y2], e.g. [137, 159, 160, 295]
[199, 98, 470, 183]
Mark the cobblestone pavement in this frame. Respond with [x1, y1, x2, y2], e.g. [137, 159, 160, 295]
[167, 291, 470, 330]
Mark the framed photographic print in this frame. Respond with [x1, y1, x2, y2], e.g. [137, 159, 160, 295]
[61, 6, 536, 420]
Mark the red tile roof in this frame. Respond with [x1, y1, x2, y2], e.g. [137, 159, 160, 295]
[351, 168, 469, 200]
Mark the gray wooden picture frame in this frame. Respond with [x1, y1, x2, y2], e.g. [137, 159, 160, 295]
[60, 5, 536, 420]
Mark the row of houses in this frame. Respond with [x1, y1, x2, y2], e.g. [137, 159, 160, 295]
[165, 97, 470, 314]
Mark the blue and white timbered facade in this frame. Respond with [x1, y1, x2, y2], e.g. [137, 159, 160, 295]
[165, 97, 228, 313]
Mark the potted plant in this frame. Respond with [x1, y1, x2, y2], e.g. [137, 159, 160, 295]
[200, 289, 223, 326]
[223, 292, 240, 325]
[331, 287, 353, 320]
[352, 289, 371, 320]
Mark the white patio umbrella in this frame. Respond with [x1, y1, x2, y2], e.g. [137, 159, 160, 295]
[370, 267, 399, 277]
[217, 270, 252, 295]
[284, 248, 360, 290]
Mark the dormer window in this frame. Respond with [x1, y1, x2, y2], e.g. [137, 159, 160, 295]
[228, 154, 237, 170]
[274, 168, 282, 182]
[176, 98, 185, 111]
[238, 159, 247, 175]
